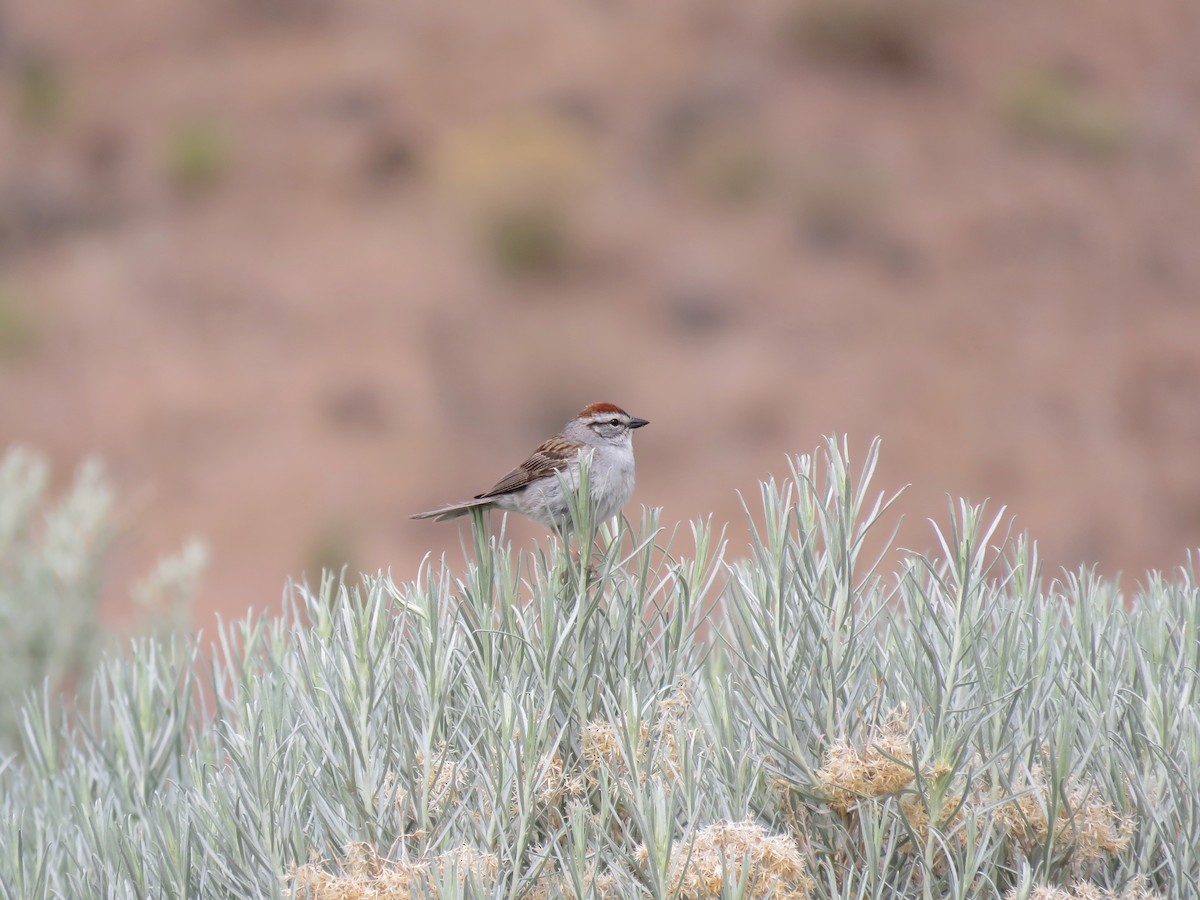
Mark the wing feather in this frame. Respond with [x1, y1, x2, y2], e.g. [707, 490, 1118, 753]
[475, 436, 582, 499]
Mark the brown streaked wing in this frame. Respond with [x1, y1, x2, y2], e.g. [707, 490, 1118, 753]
[474, 436, 582, 499]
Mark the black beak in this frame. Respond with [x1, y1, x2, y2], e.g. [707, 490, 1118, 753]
[629, 417, 650, 429]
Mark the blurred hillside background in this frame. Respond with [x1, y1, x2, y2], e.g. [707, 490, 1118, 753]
[1, 0, 1198, 626]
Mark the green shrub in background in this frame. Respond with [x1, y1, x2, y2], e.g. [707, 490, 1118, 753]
[0, 288, 37, 358]
[0, 439, 1196, 899]
[166, 120, 229, 192]
[0, 447, 112, 749]
[0, 446, 203, 754]
[1000, 68, 1130, 159]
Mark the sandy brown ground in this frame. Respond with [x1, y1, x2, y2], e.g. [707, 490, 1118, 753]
[2, 0, 1198, 627]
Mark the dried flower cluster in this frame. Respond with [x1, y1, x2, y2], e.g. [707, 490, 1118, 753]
[284, 843, 498, 899]
[380, 745, 472, 828]
[1006, 875, 1164, 900]
[582, 682, 691, 789]
[638, 820, 814, 900]
[526, 859, 621, 899]
[810, 711, 1134, 878]
[899, 792, 969, 848]
[814, 709, 917, 812]
[527, 753, 588, 834]
[994, 771, 1134, 866]
[415, 748, 471, 818]
[535, 753, 588, 807]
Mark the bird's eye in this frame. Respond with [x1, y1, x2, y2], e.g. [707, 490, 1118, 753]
[609, 418, 620, 426]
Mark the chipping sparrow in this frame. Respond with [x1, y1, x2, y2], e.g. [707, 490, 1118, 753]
[412, 402, 649, 534]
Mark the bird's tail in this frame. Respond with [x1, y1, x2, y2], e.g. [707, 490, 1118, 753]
[410, 497, 495, 522]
